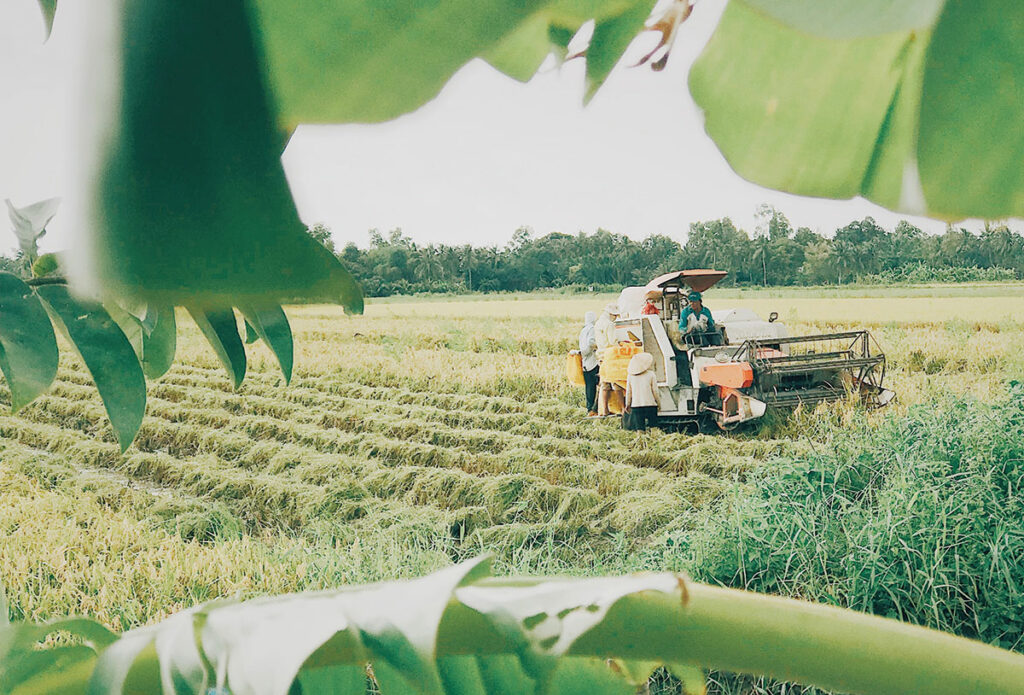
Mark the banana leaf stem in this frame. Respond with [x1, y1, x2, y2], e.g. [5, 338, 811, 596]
[567, 582, 1024, 695]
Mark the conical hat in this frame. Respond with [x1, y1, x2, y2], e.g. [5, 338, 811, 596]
[628, 352, 655, 375]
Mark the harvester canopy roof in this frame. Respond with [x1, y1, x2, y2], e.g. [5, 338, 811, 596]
[646, 269, 727, 293]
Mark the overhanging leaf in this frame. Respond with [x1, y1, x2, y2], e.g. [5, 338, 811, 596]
[103, 300, 145, 360]
[690, 0, 1024, 220]
[608, 658, 659, 686]
[1, 618, 116, 654]
[454, 573, 685, 685]
[689, 1, 918, 204]
[548, 657, 634, 694]
[633, 0, 693, 71]
[667, 664, 706, 695]
[547, 0, 639, 26]
[196, 556, 491, 695]
[140, 304, 176, 380]
[438, 654, 539, 695]
[484, 0, 649, 83]
[2, 616, 116, 694]
[154, 608, 213, 694]
[186, 306, 246, 389]
[292, 664, 366, 695]
[585, 0, 656, 102]
[741, 0, 944, 39]
[49, 561, 1024, 695]
[436, 656, 491, 695]
[0, 273, 58, 411]
[548, 24, 577, 61]
[87, 630, 160, 695]
[918, 0, 1024, 219]
[243, 319, 260, 345]
[79, 0, 363, 312]
[36, 0, 58, 39]
[238, 304, 293, 384]
[34, 285, 146, 451]
[4, 646, 95, 694]
[860, 32, 929, 211]
[484, 13, 553, 82]
[250, 0, 551, 126]
[106, 302, 176, 380]
[5, 197, 59, 261]
[31, 253, 61, 278]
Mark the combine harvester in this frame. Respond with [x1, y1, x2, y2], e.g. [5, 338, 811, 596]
[582, 270, 894, 431]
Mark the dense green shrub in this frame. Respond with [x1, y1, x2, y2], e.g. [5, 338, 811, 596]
[672, 384, 1024, 650]
[863, 263, 1018, 284]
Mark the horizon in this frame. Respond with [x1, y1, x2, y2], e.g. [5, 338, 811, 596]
[315, 213, 1021, 251]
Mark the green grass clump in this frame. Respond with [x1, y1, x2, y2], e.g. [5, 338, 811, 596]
[671, 383, 1024, 651]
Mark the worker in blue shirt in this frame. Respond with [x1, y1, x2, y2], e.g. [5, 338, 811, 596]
[679, 291, 714, 334]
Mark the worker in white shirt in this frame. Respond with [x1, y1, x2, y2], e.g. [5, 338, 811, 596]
[578, 311, 599, 416]
[623, 352, 661, 431]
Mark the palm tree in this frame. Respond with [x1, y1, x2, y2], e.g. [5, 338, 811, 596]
[413, 247, 444, 283]
[752, 235, 770, 286]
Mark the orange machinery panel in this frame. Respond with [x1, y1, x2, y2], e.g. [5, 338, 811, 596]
[699, 361, 754, 389]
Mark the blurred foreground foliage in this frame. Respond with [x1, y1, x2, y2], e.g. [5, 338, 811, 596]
[4, 0, 1023, 692]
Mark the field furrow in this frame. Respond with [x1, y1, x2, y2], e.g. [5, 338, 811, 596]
[4, 288, 1022, 649]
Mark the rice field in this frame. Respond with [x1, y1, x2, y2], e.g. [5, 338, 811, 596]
[2, 284, 1022, 637]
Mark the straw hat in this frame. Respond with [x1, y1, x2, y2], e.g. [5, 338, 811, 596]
[644, 290, 661, 301]
[603, 303, 620, 316]
[627, 352, 655, 375]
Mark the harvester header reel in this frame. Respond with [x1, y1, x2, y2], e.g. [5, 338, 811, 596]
[732, 330, 894, 409]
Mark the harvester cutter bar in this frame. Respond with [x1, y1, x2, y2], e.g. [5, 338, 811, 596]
[755, 354, 884, 376]
[761, 386, 848, 407]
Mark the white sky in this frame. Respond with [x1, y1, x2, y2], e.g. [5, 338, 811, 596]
[1, 1, 1012, 255]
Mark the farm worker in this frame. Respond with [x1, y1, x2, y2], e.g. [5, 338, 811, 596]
[641, 290, 661, 316]
[578, 311, 600, 416]
[594, 303, 619, 350]
[595, 303, 621, 416]
[679, 291, 714, 333]
[623, 352, 661, 431]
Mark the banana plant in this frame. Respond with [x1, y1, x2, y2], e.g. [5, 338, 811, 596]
[3, 558, 1024, 695]
[5, 197, 59, 270]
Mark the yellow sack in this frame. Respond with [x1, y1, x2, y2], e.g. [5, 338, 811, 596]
[607, 387, 625, 414]
[566, 351, 585, 386]
[599, 342, 640, 387]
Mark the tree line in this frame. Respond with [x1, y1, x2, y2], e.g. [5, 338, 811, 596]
[314, 207, 1024, 296]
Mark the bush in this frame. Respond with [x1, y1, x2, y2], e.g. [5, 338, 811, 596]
[863, 264, 1018, 284]
[673, 384, 1024, 650]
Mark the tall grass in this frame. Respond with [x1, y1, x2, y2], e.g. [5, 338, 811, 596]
[666, 384, 1024, 650]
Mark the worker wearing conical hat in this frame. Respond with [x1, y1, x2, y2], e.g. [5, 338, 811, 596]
[623, 352, 661, 431]
[594, 303, 619, 350]
[595, 303, 621, 417]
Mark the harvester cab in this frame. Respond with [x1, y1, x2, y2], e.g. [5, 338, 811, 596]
[583, 269, 894, 431]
